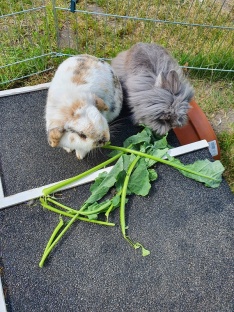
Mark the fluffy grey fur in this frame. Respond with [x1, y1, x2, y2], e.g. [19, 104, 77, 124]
[111, 42, 194, 135]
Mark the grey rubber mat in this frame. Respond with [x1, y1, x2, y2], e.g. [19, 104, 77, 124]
[0, 90, 233, 312]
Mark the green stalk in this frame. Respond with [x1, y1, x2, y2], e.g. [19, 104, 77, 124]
[120, 156, 140, 237]
[43, 217, 64, 253]
[40, 199, 106, 267]
[105, 189, 123, 221]
[39, 210, 81, 268]
[46, 197, 112, 216]
[42, 152, 123, 196]
[46, 197, 78, 214]
[105, 203, 114, 222]
[120, 155, 150, 256]
[40, 198, 115, 226]
[103, 145, 219, 182]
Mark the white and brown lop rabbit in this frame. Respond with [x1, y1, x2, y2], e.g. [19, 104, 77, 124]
[46, 55, 123, 159]
[111, 43, 194, 136]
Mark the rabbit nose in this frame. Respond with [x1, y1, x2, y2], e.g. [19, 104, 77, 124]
[97, 137, 107, 145]
[97, 132, 111, 145]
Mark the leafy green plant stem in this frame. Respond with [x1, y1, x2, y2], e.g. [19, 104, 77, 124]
[120, 155, 150, 256]
[46, 197, 78, 214]
[104, 145, 219, 182]
[42, 152, 124, 196]
[39, 210, 81, 268]
[46, 197, 112, 216]
[43, 217, 64, 253]
[40, 197, 115, 226]
[39, 128, 224, 265]
[39, 200, 98, 267]
[105, 203, 114, 222]
[120, 155, 140, 237]
[105, 189, 122, 221]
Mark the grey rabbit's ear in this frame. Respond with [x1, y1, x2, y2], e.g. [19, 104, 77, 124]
[166, 70, 181, 94]
[95, 96, 109, 112]
[155, 72, 167, 88]
[155, 70, 181, 94]
[47, 127, 64, 147]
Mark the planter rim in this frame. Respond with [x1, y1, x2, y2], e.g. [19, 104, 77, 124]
[173, 99, 220, 160]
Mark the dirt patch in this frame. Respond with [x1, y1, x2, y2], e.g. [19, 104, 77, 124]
[58, 3, 118, 49]
[86, 4, 117, 27]
[86, 4, 105, 17]
[210, 109, 234, 134]
[58, 24, 77, 50]
[216, 0, 234, 13]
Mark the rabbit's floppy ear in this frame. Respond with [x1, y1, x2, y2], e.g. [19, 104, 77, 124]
[166, 70, 181, 94]
[47, 127, 64, 147]
[95, 96, 109, 111]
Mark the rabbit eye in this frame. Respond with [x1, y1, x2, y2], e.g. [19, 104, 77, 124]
[79, 132, 87, 139]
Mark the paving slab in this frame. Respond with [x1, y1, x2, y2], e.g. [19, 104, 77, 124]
[0, 90, 233, 312]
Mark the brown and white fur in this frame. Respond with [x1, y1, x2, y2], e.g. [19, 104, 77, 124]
[111, 43, 194, 136]
[46, 55, 123, 159]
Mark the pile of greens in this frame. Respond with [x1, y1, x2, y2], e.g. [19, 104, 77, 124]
[39, 127, 224, 267]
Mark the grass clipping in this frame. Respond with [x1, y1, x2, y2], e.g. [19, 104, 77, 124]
[39, 127, 225, 267]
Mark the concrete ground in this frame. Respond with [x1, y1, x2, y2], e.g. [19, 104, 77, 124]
[0, 90, 233, 312]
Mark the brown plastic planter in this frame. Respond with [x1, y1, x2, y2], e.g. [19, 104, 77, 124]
[173, 99, 221, 160]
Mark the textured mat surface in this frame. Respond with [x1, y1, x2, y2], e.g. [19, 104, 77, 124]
[0, 90, 233, 312]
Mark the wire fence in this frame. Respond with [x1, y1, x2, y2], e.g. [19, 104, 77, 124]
[0, 0, 233, 88]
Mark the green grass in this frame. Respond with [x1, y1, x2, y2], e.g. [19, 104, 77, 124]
[0, 1, 56, 86]
[218, 132, 234, 192]
[192, 80, 234, 114]
[0, 0, 233, 191]
[0, 0, 233, 87]
[193, 80, 234, 191]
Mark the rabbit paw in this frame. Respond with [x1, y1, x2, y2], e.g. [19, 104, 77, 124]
[63, 147, 72, 153]
[75, 150, 87, 160]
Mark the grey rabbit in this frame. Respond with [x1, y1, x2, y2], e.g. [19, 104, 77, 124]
[111, 42, 194, 135]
